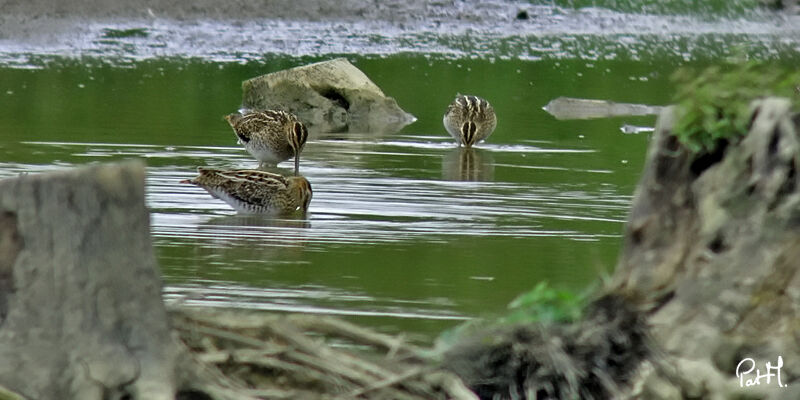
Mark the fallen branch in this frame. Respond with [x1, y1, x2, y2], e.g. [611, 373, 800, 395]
[171, 306, 473, 399]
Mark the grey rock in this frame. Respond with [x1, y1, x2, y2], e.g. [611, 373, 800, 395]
[241, 58, 416, 134]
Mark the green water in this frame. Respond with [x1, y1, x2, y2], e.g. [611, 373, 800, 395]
[3, 49, 796, 339]
[0, 55, 662, 338]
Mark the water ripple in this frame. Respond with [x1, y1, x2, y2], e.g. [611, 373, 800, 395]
[164, 283, 467, 321]
[4, 139, 631, 327]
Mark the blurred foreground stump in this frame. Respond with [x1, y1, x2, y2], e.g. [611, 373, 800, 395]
[0, 161, 178, 399]
[241, 58, 416, 134]
[615, 98, 800, 399]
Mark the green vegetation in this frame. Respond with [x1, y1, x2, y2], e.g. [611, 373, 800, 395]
[436, 282, 588, 349]
[670, 62, 800, 153]
[501, 281, 585, 324]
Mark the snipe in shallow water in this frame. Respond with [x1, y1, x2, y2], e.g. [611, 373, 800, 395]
[442, 95, 497, 147]
[224, 110, 309, 174]
[181, 168, 312, 215]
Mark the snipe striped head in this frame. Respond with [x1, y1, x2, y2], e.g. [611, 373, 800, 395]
[286, 118, 309, 176]
[288, 174, 313, 213]
[442, 95, 497, 147]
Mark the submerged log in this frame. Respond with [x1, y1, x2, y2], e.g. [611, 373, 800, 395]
[542, 96, 664, 120]
[0, 161, 179, 399]
[242, 58, 416, 134]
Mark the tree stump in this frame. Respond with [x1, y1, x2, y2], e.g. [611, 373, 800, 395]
[615, 98, 800, 399]
[0, 161, 178, 400]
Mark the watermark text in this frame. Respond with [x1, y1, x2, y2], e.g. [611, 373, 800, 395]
[736, 356, 787, 388]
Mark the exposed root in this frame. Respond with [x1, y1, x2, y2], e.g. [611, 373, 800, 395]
[442, 294, 652, 400]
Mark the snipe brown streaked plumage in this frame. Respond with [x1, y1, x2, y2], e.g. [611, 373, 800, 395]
[224, 110, 309, 174]
[181, 168, 312, 215]
[442, 95, 497, 147]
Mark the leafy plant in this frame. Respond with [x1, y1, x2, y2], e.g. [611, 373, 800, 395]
[671, 62, 800, 153]
[501, 281, 585, 324]
[434, 282, 587, 351]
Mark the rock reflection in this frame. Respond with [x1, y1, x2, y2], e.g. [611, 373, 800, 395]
[442, 147, 494, 181]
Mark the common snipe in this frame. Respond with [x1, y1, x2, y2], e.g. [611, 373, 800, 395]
[224, 110, 309, 175]
[181, 168, 312, 215]
[442, 95, 497, 147]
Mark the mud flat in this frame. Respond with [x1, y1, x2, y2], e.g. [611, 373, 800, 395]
[2, 0, 800, 65]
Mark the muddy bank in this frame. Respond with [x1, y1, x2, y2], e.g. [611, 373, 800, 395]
[2, 0, 800, 66]
[0, 0, 525, 45]
[0, 0, 524, 22]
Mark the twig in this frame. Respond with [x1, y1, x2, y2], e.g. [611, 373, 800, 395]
[288, 314, 429, 360]
[335, 367, 427, 399]
[180, 321, 272, 349]
[171, 307, 478, 400]
[425, 371, 480, 400]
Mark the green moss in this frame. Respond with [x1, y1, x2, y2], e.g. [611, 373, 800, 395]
[671, 62, 800, 153]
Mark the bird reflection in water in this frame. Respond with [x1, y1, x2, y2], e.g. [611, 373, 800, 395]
[442, 147, 494, 181]
[193, 214, 312, 260]
[203, 214, 311, 230]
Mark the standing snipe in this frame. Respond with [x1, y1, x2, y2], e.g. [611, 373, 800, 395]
[181, 168, 312, 215]
[442, 95, 497, 147]
[224, 110, 309, 175]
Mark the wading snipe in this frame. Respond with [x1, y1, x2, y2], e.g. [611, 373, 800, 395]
[224, 110, 309, 174]
[181, 168, 312, 215]
[442, 95, 497, 147]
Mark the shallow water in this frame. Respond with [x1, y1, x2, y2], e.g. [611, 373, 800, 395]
[2, 4, 799, 339]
